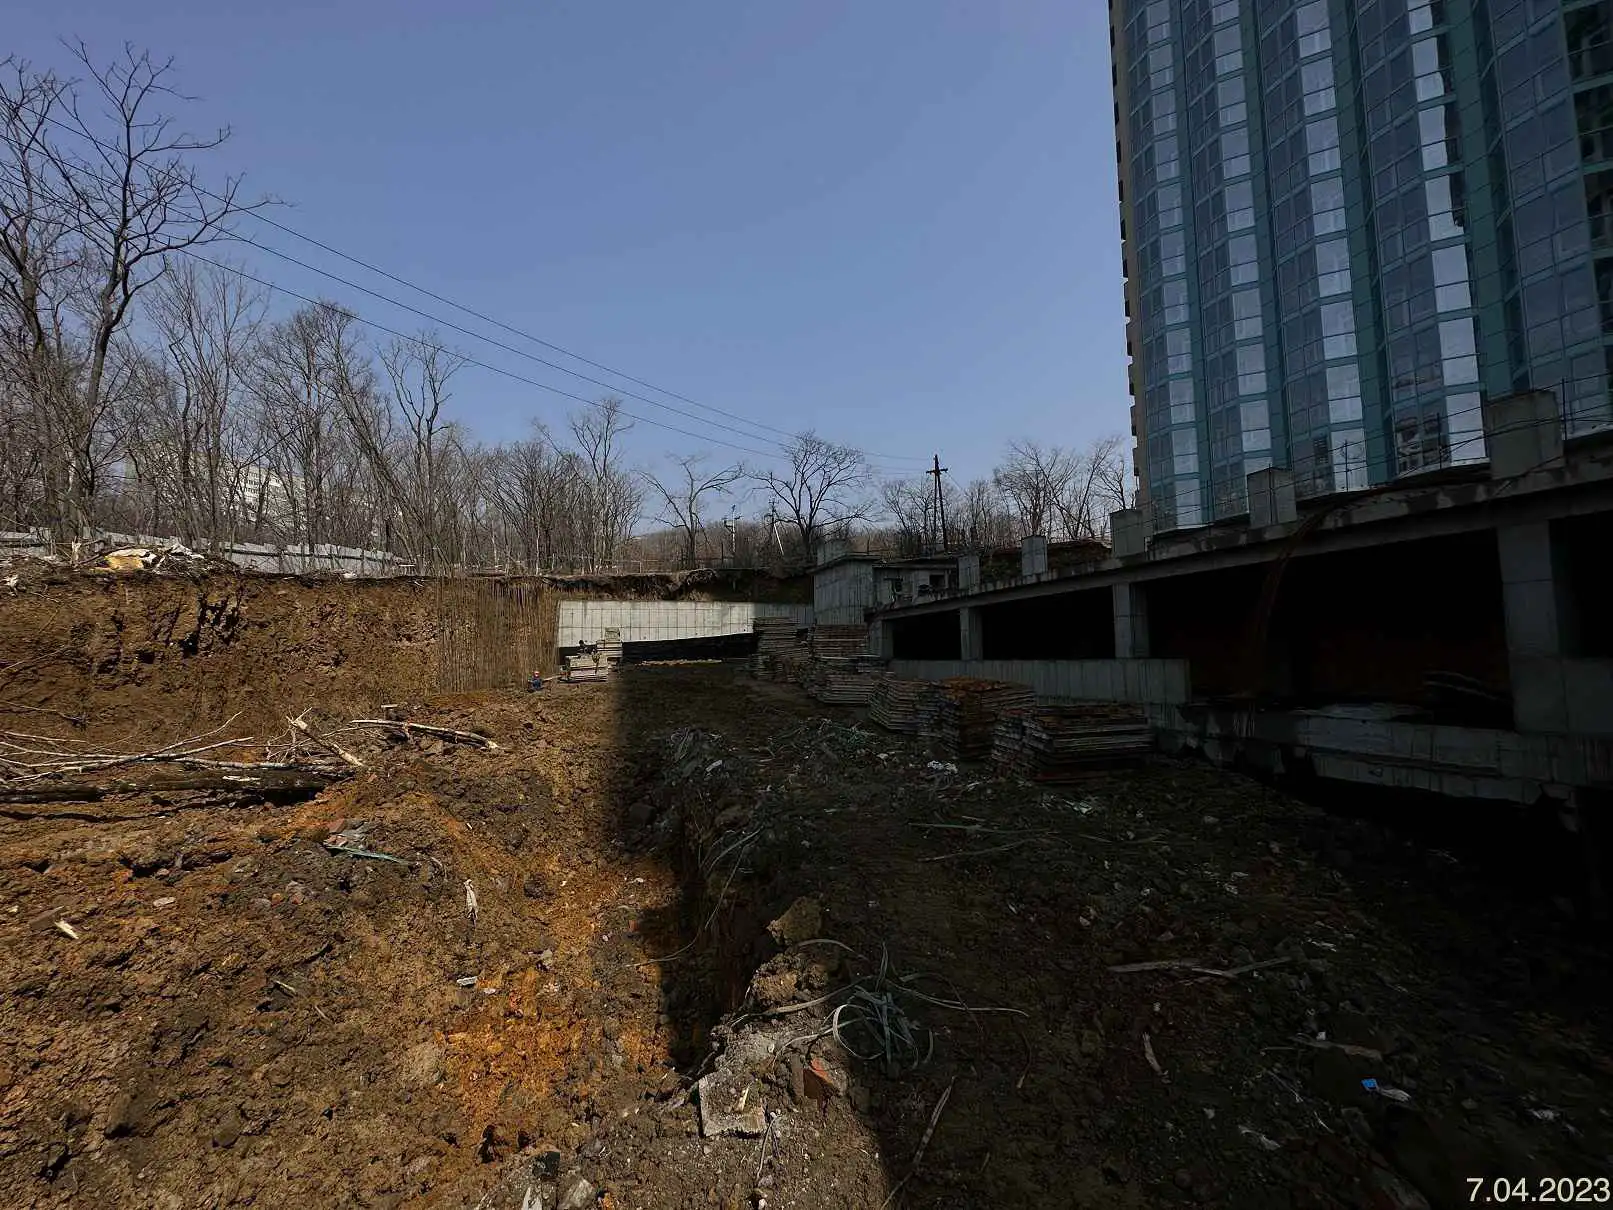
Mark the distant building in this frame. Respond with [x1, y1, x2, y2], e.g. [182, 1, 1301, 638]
[1111, 0, 1613, 529]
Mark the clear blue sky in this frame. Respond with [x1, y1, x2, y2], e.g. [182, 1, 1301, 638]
[14, 1, 1128, 487]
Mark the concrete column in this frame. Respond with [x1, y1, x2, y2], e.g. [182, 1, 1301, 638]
[960, 606, 984, 662]
[1112, 582, 1150, 658]
[1484, 390, 1562, 479]
[869, 618, 895, 661]
[1110, 509, 1148, 557]
[1021, 536, 1049, 577]
[1247, 468, 1297, 527]
[958, 553, 981, 591]
[1498, 521, 1570, 732]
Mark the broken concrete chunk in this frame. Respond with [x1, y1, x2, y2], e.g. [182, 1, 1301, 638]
[696, 1073, 766, 1138]
[557, 1174, 596, 1209]
[766, 896, 822, 948]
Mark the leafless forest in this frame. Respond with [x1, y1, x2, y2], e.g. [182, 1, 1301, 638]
[3, 46, 1130, 573]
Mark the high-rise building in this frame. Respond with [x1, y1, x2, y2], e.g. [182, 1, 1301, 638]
[1111, 0, 1613, 530]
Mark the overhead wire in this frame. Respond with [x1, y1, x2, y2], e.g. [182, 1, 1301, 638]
[34, 109, 930, 469]
[177, 249, 785, 459]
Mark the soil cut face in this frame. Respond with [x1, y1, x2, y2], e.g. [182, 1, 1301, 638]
[2, 644, 1611, 1208]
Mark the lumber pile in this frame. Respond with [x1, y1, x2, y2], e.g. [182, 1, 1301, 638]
[563, 651, 610, 682]
[809, 624, 869, 661]
[868, 678, 947, 734]
[562, 626, 623, 683]
[933, 678, 1035, 760]
[752, 617, 810, 681]
[991, 702, 1153, 779]
[803, 657, 886, 705]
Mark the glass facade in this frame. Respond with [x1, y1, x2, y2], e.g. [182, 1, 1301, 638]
[1111, 0, 1613, 530]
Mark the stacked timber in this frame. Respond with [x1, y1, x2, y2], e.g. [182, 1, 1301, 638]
[869, 678, 947, 734]
[563, 650, 611, 682]
[991, 701, 1153, 779]
[809, 624, 869, 661]
[803, 656, 887, 705]
[752, 617, 809, 681]
[599, 627, 623, 667]
[933, 679, 1035, 760]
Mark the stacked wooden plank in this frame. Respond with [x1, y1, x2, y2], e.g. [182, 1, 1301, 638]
[599, 627, 623, 666]
[563, 650, 611, 682]
[803, 657, 886, 705]
[991, 701, 1153, 779]
[869, 678, 947, 734]
[809, 624, 869, 661]
[933, 678, 1035, 760]
[752, 617, 809, 681]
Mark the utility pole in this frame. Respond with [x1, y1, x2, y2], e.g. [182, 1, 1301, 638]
[926, 453, 949, 551]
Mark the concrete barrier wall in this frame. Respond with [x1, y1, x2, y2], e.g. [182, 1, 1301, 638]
[558, 600, 814, 647]
[887, 658, 1191, 704]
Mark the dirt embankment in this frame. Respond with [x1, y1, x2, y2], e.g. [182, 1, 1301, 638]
[0, 573, 443, 738]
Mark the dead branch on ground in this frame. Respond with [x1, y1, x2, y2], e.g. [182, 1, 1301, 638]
[344, 719, 501, 750]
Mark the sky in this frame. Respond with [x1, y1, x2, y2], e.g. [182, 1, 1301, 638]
[12, 0, 1128, 491]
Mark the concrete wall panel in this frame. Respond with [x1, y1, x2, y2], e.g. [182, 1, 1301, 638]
[558, 600, 813, 648]
[887, 658, 1191, 704]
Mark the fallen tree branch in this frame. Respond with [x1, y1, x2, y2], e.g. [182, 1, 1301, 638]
[0, 702, 88, 726]
[1291, 1035, 1383, 1061]
[880, 1080, 955, 1209]
[1109, 955, 1294, 980]
[345, 720, 501, 750]
[287, 715, 366, 768]
[0, 770, 338, 805]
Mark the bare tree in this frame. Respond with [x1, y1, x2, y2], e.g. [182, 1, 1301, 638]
[135, 258, 265, 546]
[252, 302, 374, 549]
[1, 45, 260, 540]
[752, 431, 870, 564]
[644, 453, 745, 568]
[340, 333, 467, 571]
[994, 439, 1078, 539]
[569, 397, 642, 569]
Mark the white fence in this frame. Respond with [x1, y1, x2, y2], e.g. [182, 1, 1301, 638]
[0, 528, 408, 577]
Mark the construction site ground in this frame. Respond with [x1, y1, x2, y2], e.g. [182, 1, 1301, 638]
[3, 586, 1611, 1209]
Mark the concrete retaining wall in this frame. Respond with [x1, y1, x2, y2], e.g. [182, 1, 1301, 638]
[1150, 701, 1613, 802]
[558, 600, 814, 648]
[887, 658, 1191, 704]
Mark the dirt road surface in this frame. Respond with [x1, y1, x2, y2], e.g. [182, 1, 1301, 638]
[3, 658, 1610, 1208]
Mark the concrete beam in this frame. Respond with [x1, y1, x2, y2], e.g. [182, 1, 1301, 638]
[959, 606, 983, 662]
[1112, 582, 1150, 658]
[1485, 390, 1562, 479]
[1110, 508, 1148, 558]
[1247, 467, 1297, 527]
[873, 470, 1613, 623]
[1021, 535, 1049, 576]
[958, 553, 981, 590]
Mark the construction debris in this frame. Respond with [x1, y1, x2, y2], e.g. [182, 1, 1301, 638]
[992, 701, 1153, 779]
[868, 678, 945, 734]
[751, 617, 809, 682]
[932, 679, 1034, 760]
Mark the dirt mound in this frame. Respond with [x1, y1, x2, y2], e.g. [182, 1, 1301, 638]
[0, 573, 442, 737]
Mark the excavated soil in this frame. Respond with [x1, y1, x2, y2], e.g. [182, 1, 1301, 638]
[2, 576, 1611, 1209]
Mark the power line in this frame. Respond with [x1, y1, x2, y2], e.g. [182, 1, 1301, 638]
[238, 232, 805, 457]
[178, 249, 785, 459]
[36, 109, 931, 467]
